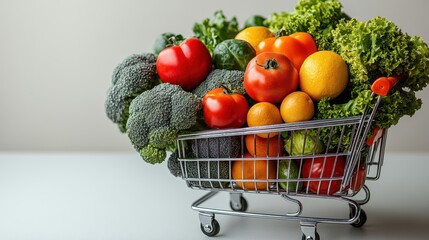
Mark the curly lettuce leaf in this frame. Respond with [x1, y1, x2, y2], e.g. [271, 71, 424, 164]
[193, 10, 239, 54]
[266, 0, 349, 50]
[331, 17, 429, 126]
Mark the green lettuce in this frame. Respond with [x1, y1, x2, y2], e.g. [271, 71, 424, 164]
[192, 10, 239, 55]
[316, 17, 429, 150]
[266, 0, 349, 50]
[284, 130, 325, 156]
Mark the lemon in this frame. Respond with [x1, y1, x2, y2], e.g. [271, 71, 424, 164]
[235, 26, 275, 50]
[299, 50, 349, 101]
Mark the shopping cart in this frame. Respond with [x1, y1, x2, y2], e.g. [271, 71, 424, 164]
[176, 79, 392, 240]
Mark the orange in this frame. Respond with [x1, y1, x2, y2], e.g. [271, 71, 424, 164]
[232, 152, 277, 190]
[245, 134, 284, 157]
[280, 91, 315, 123]
[299, 50, 349, 102]
[235, 26, 275, 50]
[247, 102, 283, 138]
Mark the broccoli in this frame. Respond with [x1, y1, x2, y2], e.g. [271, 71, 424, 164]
[167, 151, 182, 177]
[126, 83, 202, 164]
[167, 136, 242, 188]
[185, 136, 241, 188]
[192, 69, 245, 98]
[191, 136, 242, 159]
[105, 53, 159, 132]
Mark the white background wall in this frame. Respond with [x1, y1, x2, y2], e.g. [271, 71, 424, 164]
[0, 0, 428, 152]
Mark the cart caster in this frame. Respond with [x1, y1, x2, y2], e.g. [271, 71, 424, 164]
[300, 221, 319, 240]
[349, 206, 367, 228]
[230, 196, 248, 212]
[301, 232, 320, 240]
[200, 219, 220, 237]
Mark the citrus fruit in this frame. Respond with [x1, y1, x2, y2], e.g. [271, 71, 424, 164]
[235, 26, 275, 50]
[245, 134, 284, 157]
[299, 50, 349, 101]
[280, 91, 315, 123]
[247, 102, 283, 138]
[278, 160, 302, 191]
[232, 152, 277, 190]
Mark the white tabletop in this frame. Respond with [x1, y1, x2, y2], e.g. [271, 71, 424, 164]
[0, 152, 428, 240]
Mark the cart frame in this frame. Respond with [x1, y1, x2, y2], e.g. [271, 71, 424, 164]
[176, 90, 388, 239]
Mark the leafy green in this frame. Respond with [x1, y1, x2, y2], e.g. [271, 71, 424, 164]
[316, 16, 429, 150]
[266, 0, 349, 50]
[284, 130, 325, 156]
[212, 39, 256, 71]
[193, 10, 239, 54]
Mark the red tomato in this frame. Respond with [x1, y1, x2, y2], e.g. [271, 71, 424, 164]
[272, 36, 311, 70]
[302, 156, 346, 195]
[203, 88, 249, 129]
[289, 32, 318, 55]
[350, 164, 366, 192]
[156, 38, 212, 91]
[244, 52, 299, 103]
[256, 37, 276, 55]
[256, 33, 317, 71]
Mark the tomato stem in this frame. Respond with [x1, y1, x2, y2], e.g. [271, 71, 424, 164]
[221, 84, 234, 94]
[256, 58, 279, 70]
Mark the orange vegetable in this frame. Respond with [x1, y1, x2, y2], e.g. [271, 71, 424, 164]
[371, 75, 401, 96]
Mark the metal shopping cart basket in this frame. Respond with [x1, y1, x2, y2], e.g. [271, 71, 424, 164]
[176, 79, 391, 240]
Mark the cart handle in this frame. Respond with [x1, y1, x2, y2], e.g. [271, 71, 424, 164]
[371, 75, 401, 96]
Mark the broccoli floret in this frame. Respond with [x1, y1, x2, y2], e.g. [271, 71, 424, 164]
[192, 69, 245, 98]
[126, 83, 202, 164]
[167, 152, 182, 177]
[105, 53, 159, 132]
[191, 136, 242, 159]
[148, 127, 178, 151]
[184, 136, 241, 188]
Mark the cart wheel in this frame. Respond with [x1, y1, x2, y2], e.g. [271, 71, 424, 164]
[301, 232, 320, 240]
[349, 206, 367, 228]
[200, 219, 220, 237]
[230, 196, 248, 212]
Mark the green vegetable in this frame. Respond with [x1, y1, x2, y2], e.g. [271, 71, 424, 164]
[186, 136, 241, 188]
[153, 32, 185, 56]
[167, 151, 182, 177]
[316, 17, 429, 150]
[193, 10, 240, 54]
[192, 69, 246, 98]
[266, 0, 349, 50]
[191, 136, 242, 159]
[278, 160, 302, 191]
[105, 53, 159, 133]
[126, 83, 202, 164]
[212, 39, 256, 71]
[244, 15, 267, 28]
[284, 130, 325, 156]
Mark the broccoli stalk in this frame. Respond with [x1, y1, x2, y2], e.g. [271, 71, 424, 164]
[105, 53, 159, 132]
[126, 83, 202, 164]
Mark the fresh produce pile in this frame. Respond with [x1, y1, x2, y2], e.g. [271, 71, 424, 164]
[105, 0, 429, 193]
